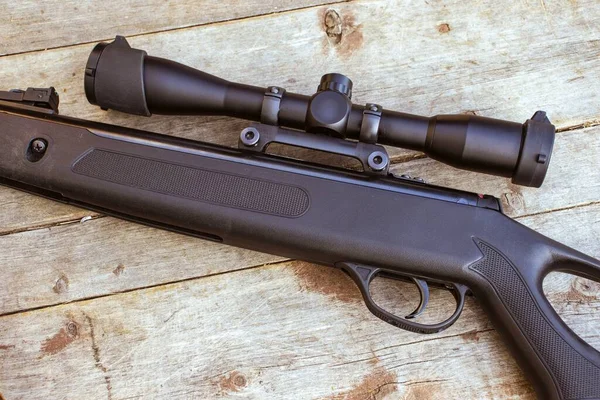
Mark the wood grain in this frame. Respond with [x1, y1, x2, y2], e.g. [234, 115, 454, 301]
[2, 0, 598, 128]
[0, 187, 96, 235]
[0, 217, 283, 315]
[0, 252, 597, 399]
[1, 0, 339, 56]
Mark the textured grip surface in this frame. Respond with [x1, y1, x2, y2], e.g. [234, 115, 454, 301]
[471, 241, 600, 400]
[72, 149, 310, 217]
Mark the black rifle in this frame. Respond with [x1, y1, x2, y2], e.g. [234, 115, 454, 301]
[0, 36, 598, 399]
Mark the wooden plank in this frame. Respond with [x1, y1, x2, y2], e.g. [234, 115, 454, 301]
[0, 0, 599, 232]
[0, 226, 598, 399]
[0, 217, 284, 315]
[0, 187, 95, 235]
[2, 0, 598, 128]
[1, 1, 338, 56]
[518, 202, 600, 258]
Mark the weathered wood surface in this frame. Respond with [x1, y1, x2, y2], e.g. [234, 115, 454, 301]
[1, 0, 339, 55]
[0, 0, 599, 399]
[0, 260, 598, 400]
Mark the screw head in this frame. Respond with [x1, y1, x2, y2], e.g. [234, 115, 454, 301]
[31, 139, 47, 154]
[367, 151, 388, 171]
[369, 104, 379, 112]
[240, 127, 260, 147]
[270, 87, 279, 94]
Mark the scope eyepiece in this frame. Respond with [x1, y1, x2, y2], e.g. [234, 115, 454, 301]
[85, 36, 556, 187]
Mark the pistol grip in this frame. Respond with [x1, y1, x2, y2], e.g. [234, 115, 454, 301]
[469, 239, 600, 400]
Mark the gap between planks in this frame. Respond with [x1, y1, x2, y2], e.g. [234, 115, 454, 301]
[0, 0, 348, 59]
[0, 259, 279, 318]
[510, 199, 600, 220]
[556, 119, 600, 133]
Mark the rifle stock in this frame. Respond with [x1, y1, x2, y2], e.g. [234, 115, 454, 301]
[0, 102, 599, 399]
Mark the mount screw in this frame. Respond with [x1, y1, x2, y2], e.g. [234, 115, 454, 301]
[31, 139, 47, 154]
[367, 151, 388, 171]
[240, 127, 260, 147]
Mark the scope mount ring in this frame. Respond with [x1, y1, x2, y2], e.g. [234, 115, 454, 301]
[238, 123, 390, 176]
[261, 86, 286, 126]
[359, 103, 382, 144]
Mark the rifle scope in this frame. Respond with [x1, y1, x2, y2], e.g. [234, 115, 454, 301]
[84, 36, 555, 187]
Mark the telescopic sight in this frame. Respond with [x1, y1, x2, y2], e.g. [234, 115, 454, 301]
[85, 36, 555, 187]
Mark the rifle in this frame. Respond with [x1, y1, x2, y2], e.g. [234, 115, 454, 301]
[0, 36, 598, 399]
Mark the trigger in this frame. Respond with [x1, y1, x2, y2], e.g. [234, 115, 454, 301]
[405, 278, 430, 319]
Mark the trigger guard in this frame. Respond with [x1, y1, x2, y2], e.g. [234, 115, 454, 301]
[337, 262, 469, 334]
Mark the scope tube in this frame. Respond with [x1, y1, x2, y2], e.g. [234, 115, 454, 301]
[85, 36, 555, 187]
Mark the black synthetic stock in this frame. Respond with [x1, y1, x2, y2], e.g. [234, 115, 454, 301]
[0, 104, 598, 399]
[470, 241, 600, 400]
